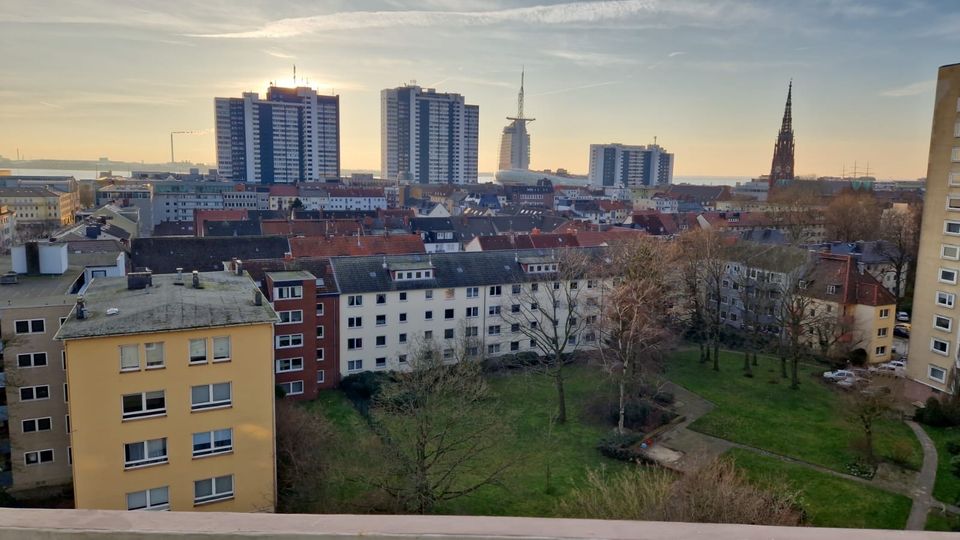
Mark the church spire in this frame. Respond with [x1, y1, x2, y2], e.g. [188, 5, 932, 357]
[769, 80, 795, 187]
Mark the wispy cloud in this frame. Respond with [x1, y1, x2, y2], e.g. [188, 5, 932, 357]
[879, 80, 935, 97]
[544, 50, 639, 66]
[529, 80, 620, 97]
[264, 49, 295, 59]
[667, 51, 686, 57]
[192, 0, 767, 39]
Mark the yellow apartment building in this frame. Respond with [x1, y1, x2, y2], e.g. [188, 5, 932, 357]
[0, 187, 74, 227]
[55, 270, 278, 512]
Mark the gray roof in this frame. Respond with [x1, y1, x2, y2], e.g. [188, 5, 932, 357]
[56, 271, 278, 340]
[266, 270, 314, 283]
[726, 241, 812, 274]
[330, 248, 606, 294]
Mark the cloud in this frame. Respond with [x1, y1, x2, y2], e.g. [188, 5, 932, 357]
[528, 80, 620, 97]
[667, 51, 686, 57]
[192, 0, 767, 39]
[544, 50, 639, 66]
[264, 50, 295, 59]
[879, 80, 936, 97]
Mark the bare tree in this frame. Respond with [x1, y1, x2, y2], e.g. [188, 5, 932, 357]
[369, 342, 511, 514]
[824, 192, 881, 243]
[776, 277, 819, 390]
[275, 399, 338, 513]
[500, 248, 595, 424]
[810, 308, 860, 362]
[598, 238, 675, 434]
[765, 184, 825, 245]
[678, 229, 728, 371]
[842, 381, 901, 465]
[877, 208, 919, 310]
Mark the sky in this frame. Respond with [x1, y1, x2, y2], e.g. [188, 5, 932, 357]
[1, 0, 958, 179]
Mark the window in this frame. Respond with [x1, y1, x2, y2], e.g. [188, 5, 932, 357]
[879, 308, 890, 319]
[929, 364, 948, 383]
[316, 326, 325, 338]
[317, 370, 325, 384]
[399, 292, 407, 301]
[398, 354, 407, 364]
[875, 346, 886, 356]
[127, 486, 169, 511]
[14, 319, 45, 335]
[399, 332, 408, 344]
[276, 358, 304, 373]
[122, 391, 165, 419]
[124, 438, 168, 469]
[465, 326, 478, 337]
[348, 316, 363, 328]
[488, 344, 501, 354]
[467, 287, 479, 298]
[22, 417, 52, 433]
[941, 268, 959, 284]
[275, 285, 303, 299]
[316, 303, 325, 316]
[488, 325, 501, 336]
[444, 328, 454, 339]
[120, 345, 140, 371]
[945, 221, 960, 235]
[488, 306, 501, 316]
[24, 449, 54, 466]
[317, 348, 325, 361]
[424, 330, 433, 340]
[531, 283, 539, 292]
[877, 327, 888, 337]
[399, 312, 408, 323]
[65, 415, 70, 433]
[489, 285, 502, 296]
[511, 323, 520, 333]
[20, 385, 50, 402]
[375, 357, 387, 369]
[553, 282, 561, 290]
[512, 284, 521, 294]
[425, 310, 433, 320]
[194, 475, 234, 505]
[348, 295, 363, 307]
[276, 334, 303, 348]
[376, 336, 386, 347]
[212, 337, 230, 362]
[931, 338, 950, 356]
[189, 339, 207, 363]
[444, 308, 455, 320]
[442, 349, 454, 360]
[511, 304, 520, 313]
[827, 285, 838, 294]
[279, 381, 304, 395]
[140, 342, 164, 369]
[347, 360, 363, 372]
[348, 338, 363, 350]
[191, 383, 231, 410]
[937, 291, 956, 308]
[279, 310, 304, 324]
[944, 245, 960, 261]
[425, 290, 434, 300]
[510, 341, 520, 351]
[17, 352, 47, 368]
[377, 293, 386, 305]
[935, 315, 953, 331]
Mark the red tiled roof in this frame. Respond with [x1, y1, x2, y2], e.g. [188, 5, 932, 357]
[571, 228, 646, 247]
[289, 234, 425, 257]
[326, 187, 385, 198]
[268, 185, 299, 196]
[804, 253, 896, 307]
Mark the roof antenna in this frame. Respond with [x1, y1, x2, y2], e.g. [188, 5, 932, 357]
[293, 64, 296, 85]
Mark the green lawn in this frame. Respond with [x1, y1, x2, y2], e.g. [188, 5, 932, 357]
[667, 349, 922, 473]
[311, 364, 624, 516]
[926, 510, 960, 532]
[922, 425, 960, 506]
[728, 448, 912, 529]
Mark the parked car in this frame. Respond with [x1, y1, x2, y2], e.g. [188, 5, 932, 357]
[897, 311, 910, 322]
[869, 361, 905, 376]
[894, 323, 911, 338]
[823, 369, 855, 381]
[836, 376, 866, 389]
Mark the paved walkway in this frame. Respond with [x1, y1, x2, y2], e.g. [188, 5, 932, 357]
[654, 381, 958, 530]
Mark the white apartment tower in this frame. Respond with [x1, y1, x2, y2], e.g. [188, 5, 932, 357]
[215, 86, 340, 184]
[588, 143, 674, 188]
[381, 85, 479, 184]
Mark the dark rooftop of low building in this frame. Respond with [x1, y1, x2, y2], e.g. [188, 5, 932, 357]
[131, 236, 290, 273]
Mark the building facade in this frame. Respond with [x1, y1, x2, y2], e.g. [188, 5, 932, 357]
[0, 188, 74, 227]
[907, 63, 960, 396]
[56, 271, 278, 512]
[381, 85, 479, 184]
[0, 205, 15, 252]
[216, 86, 340, 184]
[588, 144, 674, 188]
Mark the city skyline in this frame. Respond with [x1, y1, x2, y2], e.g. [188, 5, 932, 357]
[1, 1, 957, 179]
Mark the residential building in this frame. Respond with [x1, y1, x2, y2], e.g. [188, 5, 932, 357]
[0, 205, 15, 252]
[587, 143, 674, 188]
[130, 237, 291, 273]
[380, 85, 479, 184]
[328, 249, 605, 378]
[907, 63, 960, 397]
[0, 187, 74, 228]
[215, 86, 340, 183]
[0, 241, 126, 496]
[502, 180, 554, 209]
[0, 176, 80, 217]
[151, 182, 237, 225]
[56, 270, 278, 512]
[288, 235, 425, 258]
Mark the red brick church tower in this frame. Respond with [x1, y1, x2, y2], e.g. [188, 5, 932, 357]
[769, 81, 795, 188]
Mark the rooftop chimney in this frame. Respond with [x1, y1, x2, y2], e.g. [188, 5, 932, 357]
[192, 270, 200, 289]
[254, 289, 263, 306]
[75, 296, 86, 320]
[175, 268, 184, 285]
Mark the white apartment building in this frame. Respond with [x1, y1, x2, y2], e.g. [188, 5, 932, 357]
[381, 85, 479, 184]
[329, 250, 605, 377]
[215, 86, 340, 184]
[588, 143, 674, 188]
[907, 63, 960, 397]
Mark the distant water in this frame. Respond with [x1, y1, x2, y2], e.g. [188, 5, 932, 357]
[479, 173, 749, 186]
[5, 168, 132, 180]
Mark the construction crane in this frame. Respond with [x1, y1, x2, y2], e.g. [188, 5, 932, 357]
[170, 130, 203, 165]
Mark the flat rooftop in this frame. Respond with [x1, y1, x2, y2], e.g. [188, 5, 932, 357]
[0, 255, 84, 308]
[56, 271, 278, 340]
[266, 270, 315, 282]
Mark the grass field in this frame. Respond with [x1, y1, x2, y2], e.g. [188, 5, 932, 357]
[926, 510, 960, 532]
[922, 425, 960, 506]
[728, 448, 912, 529]
[667, 349, 922, 473]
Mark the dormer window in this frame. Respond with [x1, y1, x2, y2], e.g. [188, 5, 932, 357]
[827, 285, 838, 294]
[389, 263, 434, 282]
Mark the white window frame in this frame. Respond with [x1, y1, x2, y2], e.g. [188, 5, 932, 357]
[951, 173, 960, 187]
[279, 380, 304, 395]
[278, 310, 304, 325]
[940, 267, 958, 285]
[17, 352, 48, 369]
[194, 474, 234, 506]
[14, 319, 45, 335]
[22, 417, 52, 433]
[122, 391, 165, 420]
[192, 428, 233, 458]
[879, 308, 890, 319]
[212, 336, 231, 362]
[929, 364, 948, 383]
[20, 385, 50, 402]
[466, 287, 479, 298]
[877, 327, 889, 337]
[317, 370, 325, 384]
[144, 342, 165, 369]
[875, 346, 886, 356]
[127, 486, 170, 511]
[347, 295, 363, 307]
[189, 338, 207, 364]
[190, 382, 232, 411]
[24, 449, 54, 466]
[944, 245, 960, 261]
[274, 285, 303, 299]
[948, 197, 960, 212]
[945, 220, 960, 236]
[937, 290, 956, 309]
[120, 344, 140, 371]
[276, 334, 304, 349]
[347, 359, 363, 372]
[276, 357, 304, 373]
[124, 438, 168, 469]
[347, 316, 362, 328]
[935, 315, 953, 332]
[931, 338, 950, 356]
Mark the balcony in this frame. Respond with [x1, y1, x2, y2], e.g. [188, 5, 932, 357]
[0, 509, 942, 539]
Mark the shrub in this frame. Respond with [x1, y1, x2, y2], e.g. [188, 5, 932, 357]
[596, 433, 643, 462]
[946, 440, 960, 456]
[887, 439, 918, 470]
[340, 371, 390, 416]
[951, 455, 960, 478]
[915, 397, 960, 428]
[482, 351, 539, 372]
[653, 391, 675, 406]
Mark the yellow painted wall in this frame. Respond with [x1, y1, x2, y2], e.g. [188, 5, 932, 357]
[64, 323, 276, 512]
[853, 303, 895, 364]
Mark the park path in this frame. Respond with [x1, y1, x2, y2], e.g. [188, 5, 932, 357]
[655, 381, 958, 530]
